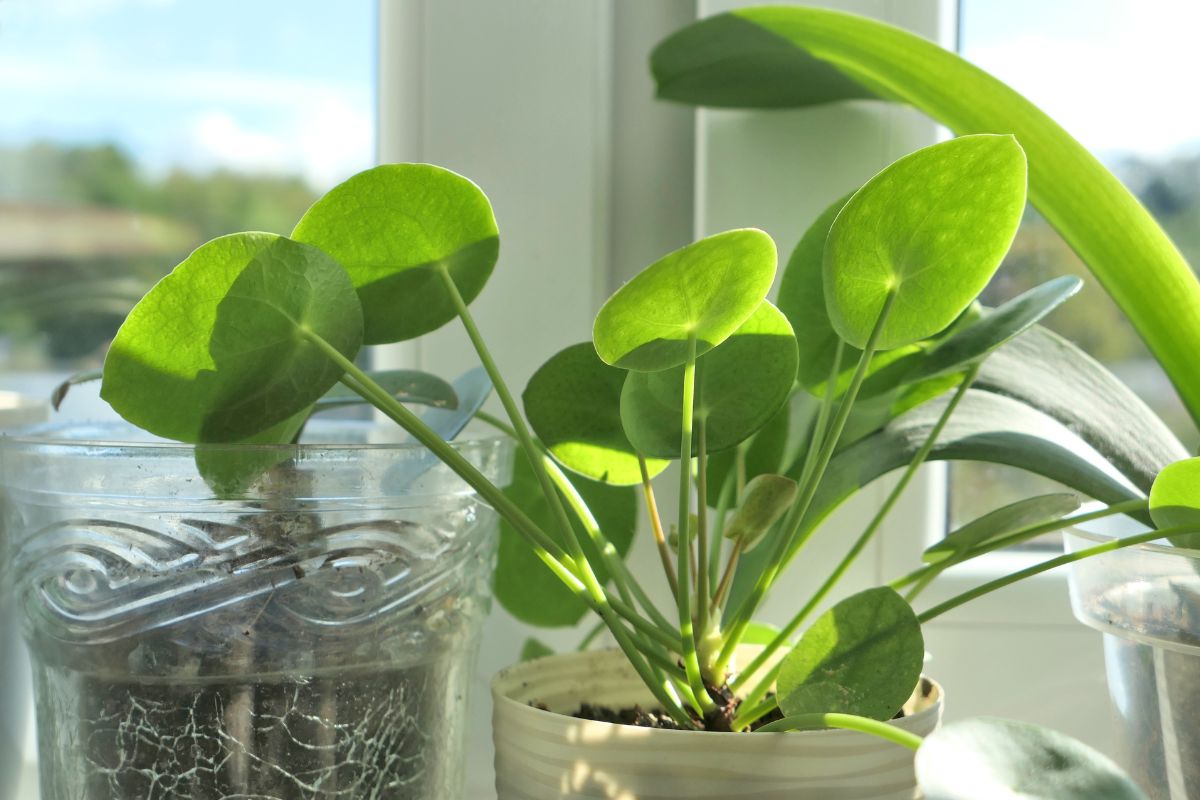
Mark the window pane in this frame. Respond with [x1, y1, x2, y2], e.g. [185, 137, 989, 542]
[0, 0, 376, 418]
[953, 0, 1197, 540]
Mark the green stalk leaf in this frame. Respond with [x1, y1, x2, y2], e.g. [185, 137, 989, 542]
[923, 493, 1082, 566]
[495, 454, 637, 627]
[916, 718, 1148, 799]
[292, 163, 499, 344]
[593, 229, 776, 371]
[824, 135, 1027, 350]
[776, 586, 923, 720]
[620, 300, 798, 458]
[651, 6, 1200, 426]
[314, 369, 458, 412]
[523, 342, 668, 486]
[102, 233, 363, 443]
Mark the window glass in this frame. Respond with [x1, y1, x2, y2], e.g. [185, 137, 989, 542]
[0, 0, 376, 417]
[953, 0, 1199, 540]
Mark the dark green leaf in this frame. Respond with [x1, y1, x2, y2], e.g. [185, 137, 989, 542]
[620, 301, 797, 458]
[976, 325, 1188, 494]
[917, 718, 1148, 799]
[777, 587, 923, 720]
[102, 233, 363, 443]
[824, 135, 1027, 350]
[495, 454, 637, 627]
[524, 342, 668, 486]
[292, 164, 499, 344]
[520, 638, 555, 662]
[924, 493, 1082, 566]
[593, 229, 776, 371]
[315, 369, 457, 412]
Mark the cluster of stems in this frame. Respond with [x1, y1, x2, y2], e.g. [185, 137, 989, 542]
[312, 272, 1161, 736]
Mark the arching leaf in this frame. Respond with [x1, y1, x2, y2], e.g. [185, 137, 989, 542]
[524, 342, 667, 486]
[593, 229, 776, 371]
[824, 135, 1027, 350]
[292, 163, 499, 344]
[102, 233, 363, 443]
[315, 369, 457, 411]
[924, 493, 1082, 566]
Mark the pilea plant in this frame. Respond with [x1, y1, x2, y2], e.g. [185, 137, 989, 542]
[96, 135, 1165, 796]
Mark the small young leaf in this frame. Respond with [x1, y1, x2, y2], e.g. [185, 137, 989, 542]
[593, 229, 776, 371]
[825, 135, 1027, 350]
[725, 474, 798, 551]
[315, 369, 458, 412]
[495, 454, 637, 627]
[916, 718, 1148, 799]
[519, 638, 555, 663]
[102, 233, 363, 443]
[523, 342, 668, 486]
[907, 276, 1083, 382]
[924, 493, 1082, 565]
[777, 587, 923, 721]
[51, 370, 102, 411]
[292, 164, 499, 344]
[620, 301, 798, 458]
[1149, 456, 1200, 548]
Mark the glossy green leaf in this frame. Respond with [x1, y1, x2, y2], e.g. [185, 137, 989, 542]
[593, 229, 776, 371]
[315, 369, 457, 412]
[976, 326, 1188, 494]
[726, 391, 1147, 616]
[724, 474, 797, 551]
[651, 5, 1200, 427]
[924, 493, 1082, 566]
[523, 342, 668, 486]
[102, 233, 363, 443]
[824, 135, 1027, 350]
[519, 638, 555, 663]
[620, 301, 798, 458]
[495, 454, 637, 627]
[777, 587, 923, 720]
[1149, 457, 1200, 548]
[916, 718, 1148, 799]
[292, 163, 499, 344]
[908, 277, 1082, 382]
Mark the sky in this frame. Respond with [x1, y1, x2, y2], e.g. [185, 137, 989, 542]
[0, 0, 376, 188]
[961, 0, 1200, 160]
[0, 0, 1196, 187]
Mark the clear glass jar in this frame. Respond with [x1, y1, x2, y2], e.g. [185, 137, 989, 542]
[1066, 527, 1200, 800]
[0, 421, 511, 800]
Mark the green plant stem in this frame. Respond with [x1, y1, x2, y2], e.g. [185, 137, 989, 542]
[733, 364, 977, 694]
[309, 335, 695, 727]
[730, 695, 778, 731]
[696, 417, 711, 638]
[677, 335, 715, 713]
[890, 498, 1149, 599]
[755, 713, 923, 750]
[916, 527, 1178, 624]
[640, 455, 680, 599]
[794, 341, 845, 498]
[709, 468, 735, 596]
[716, 293, 895, 676]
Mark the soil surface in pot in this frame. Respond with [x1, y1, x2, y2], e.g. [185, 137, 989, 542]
[558, 677, 935, 733]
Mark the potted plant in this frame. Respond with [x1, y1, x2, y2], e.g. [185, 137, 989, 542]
[30, 128, 1163, 799]
[648, 7, 1200, 798]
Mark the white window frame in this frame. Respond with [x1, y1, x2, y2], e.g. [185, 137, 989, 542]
[377, 2, 1116, 794]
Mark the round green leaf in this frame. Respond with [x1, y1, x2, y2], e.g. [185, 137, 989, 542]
[916, 718, 1148, 800]
[593, 229, 776, 371]
[102, 233, 363, 443]
[777, 586, 923, 721]
[1149, 456, 1200, 548]
[292, 163, 499, 344]
[495, 455, 637, 627]
[824, 135, 1027, 350]
[620, 301, 798, 458]
[523, 343, 668, 486]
